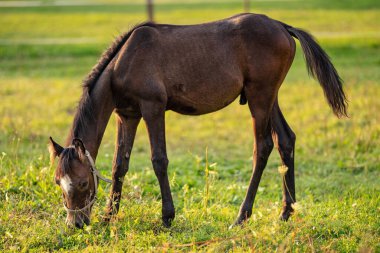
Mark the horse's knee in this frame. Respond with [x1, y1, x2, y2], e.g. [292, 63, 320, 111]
[112, 154, 130, 181]
[257, 136, 274, 161]
[152, 156, 169, 177]
[112, 164, 129, 181]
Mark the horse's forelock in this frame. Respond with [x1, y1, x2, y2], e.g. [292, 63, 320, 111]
[58, 148, 78, 176]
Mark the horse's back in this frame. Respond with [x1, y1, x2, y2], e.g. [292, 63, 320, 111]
[112, 13, 295, 115]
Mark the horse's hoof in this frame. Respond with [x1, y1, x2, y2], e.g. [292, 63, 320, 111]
[162, 218, 173, 228]
[229, 217, 246, 229]
[162, 208, 175, 228]
[279, 214, 288, 221]
[279, 210, 292, 221]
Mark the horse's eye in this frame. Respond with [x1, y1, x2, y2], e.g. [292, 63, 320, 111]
[78, 181, 89, 190]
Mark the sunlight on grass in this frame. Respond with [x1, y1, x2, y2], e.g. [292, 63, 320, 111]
[0, 0, 379, 251]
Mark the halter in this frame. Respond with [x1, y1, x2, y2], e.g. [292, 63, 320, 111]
[63, 149, 112, 213]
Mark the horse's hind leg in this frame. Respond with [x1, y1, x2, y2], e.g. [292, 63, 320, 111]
[105, 115, 141, 220]
[233, 81, 277, 226]
[271, 99, 296, 220]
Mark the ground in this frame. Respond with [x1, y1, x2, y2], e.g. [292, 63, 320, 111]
[0, 0, 379, 251]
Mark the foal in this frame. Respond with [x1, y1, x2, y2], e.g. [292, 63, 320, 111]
[49, 13, 347, 228]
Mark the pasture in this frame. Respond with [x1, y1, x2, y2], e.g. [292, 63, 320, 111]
[0, 0, 379, 251]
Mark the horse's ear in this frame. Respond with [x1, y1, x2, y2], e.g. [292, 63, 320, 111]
[72, 138, 86, 156]
[49, 137, 64, 165]
[49, 137, 64, 157]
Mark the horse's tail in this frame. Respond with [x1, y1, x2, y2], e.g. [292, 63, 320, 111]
[280, 22, 348, 118]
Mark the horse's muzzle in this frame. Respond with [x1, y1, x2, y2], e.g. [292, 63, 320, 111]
[66, 214, 90, 229]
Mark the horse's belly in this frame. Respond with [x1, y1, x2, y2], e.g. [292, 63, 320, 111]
[166, 81, 242, 115]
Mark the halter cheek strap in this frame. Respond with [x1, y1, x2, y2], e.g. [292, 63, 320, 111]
[84, 151, 112, 184]
[63, 148, 112, 213]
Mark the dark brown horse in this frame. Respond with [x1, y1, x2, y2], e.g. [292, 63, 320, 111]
[49, 13, 347, 228]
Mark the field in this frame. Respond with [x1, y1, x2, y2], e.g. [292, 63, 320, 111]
[0, 0, 379, 251]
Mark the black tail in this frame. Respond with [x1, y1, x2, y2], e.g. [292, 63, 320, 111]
[281, 23, 348, 117]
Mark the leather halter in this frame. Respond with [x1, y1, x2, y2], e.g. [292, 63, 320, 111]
[63, 149, 112, 213]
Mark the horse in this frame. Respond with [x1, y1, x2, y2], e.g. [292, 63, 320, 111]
[48, 13, 347, 228]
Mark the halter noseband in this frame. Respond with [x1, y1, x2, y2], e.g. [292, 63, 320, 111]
[63, 148, 112, 213]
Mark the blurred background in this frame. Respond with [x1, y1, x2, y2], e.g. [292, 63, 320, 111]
[0, 0, 379, 251]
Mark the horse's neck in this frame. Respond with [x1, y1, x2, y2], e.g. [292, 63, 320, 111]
[66, 75, 114, 159]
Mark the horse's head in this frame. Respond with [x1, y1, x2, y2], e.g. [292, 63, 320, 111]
[49, 137, 96, 228]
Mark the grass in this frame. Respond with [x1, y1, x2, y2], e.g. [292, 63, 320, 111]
[0, 0, 379, 251]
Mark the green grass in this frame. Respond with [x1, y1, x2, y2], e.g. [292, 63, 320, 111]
[0, 0, 379, 252]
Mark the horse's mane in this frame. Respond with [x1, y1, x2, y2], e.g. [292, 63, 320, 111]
[82, 21, 156, 92]
[70, 22, 156, 139]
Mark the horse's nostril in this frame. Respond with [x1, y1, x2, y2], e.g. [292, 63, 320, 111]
[75, 221, 84, 229]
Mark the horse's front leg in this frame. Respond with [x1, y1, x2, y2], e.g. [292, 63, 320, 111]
[141, 101, 175, 227]
[105, 115, 140, 220]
